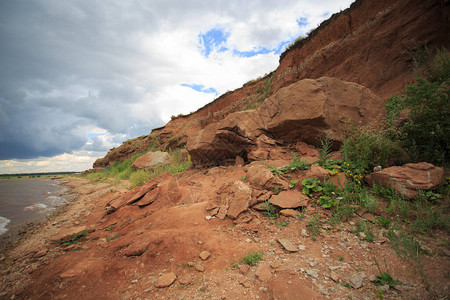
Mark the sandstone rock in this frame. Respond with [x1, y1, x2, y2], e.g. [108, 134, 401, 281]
[195, 264, 205, 272]
[270, 261, 282, 269]
[227, 181, 253, 219]
[269, 190, 309, 209]
[239, 264, 250, 274]
[304, 165, 330, 181]
[34, 248, 48, 258]
[246, 164, 288, 190]
[277, 238, 298, 252]
[178, 274, 192, 285]
[187, 77, 385, 166]
[330, 172, 348, 188]
[365, 162, 444, 199]
[155, 272, 177, 288]
[255, 264, 272, 281]
[216, 205, 228, 220]
[123, 242, 148, 257]
[330, 271, 340, 282]
[280, 209, 298, 218]
[132, 151, 172, 170]
[350, 273, 364, 289]
[199, 250, 211, 260]
[306, 269, 319, 279]
[235, 156, 245, 167]
[50, 226, 87, 243]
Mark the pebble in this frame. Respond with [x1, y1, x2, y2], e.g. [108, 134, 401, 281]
[298, 244, 306, 251]
[301, 229, 309, 237]
[199, 251, 211, 260]
[195, 264, 205, 272]
[131, 279, 138, 284]
[350, 273, 364, 289]
[205, 216, 212, 220]
[254, 237, 260, 243]
[306, 269, 319, 279]
[329, 266, 340, 271]
[245, 238, 251, 243]
[197, 240, 204, 245]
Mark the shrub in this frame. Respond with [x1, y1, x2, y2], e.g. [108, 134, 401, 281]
[130, 170, 149, 187]
[340, 127, 403, 174]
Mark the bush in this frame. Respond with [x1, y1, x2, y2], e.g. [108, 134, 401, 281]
[340, 127, 403, 174]
[129, 170, 150, 187]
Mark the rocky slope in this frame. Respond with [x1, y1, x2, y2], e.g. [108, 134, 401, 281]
[94, 0, 449, 167]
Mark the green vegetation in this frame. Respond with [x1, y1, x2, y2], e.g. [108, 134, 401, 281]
[373, 272, 402, 288]
[243, 73, 274, 110]
[82, 141, 192, 188]
[56, 230, 88, 246]
[241, 251, 264, 266]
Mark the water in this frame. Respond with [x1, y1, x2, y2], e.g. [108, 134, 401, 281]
[0, 179, 77, 239]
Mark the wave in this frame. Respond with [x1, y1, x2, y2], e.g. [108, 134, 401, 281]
[0, 216, 11, 235]
[24, 203, 48, 211]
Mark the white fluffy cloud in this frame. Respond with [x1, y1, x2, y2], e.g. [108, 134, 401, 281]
[0, 0, 353, 173]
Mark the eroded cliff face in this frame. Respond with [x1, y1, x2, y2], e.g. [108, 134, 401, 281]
[94, 0, 449, 167]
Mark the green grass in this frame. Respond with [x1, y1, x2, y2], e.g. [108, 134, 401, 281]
[241, 251, 264, 266]
[57, 230, 88, 246]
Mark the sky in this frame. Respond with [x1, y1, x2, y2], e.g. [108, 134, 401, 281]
[0, 0, 353, 174]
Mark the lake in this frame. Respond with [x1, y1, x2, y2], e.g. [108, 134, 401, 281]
[0, 179, 76, 240]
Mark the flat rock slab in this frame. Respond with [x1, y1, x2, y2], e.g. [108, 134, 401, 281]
[280, 209, 298, 218]
[199, 250, 211, 260]
[156, 272, 177, 288]
[270, 190, 309, 209]
[256, 264, 272, 282]
[277, 238, 298, 252]
[50, 226, 87, 243]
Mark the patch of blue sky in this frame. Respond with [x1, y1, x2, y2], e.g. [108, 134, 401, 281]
[181, 84, 218, 95]
[297, 17, 308, 27]
[88, 133, 105, 139]
[198, 28, 230, 57]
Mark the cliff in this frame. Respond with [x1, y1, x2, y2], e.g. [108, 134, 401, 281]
[94, 0, 449, 167]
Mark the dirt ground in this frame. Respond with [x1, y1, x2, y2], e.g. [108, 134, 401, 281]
[0, 167, 449, 300]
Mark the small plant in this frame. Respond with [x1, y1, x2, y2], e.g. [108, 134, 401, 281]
[289, 179, 299, 189]
[241, 251, 264, 266]
[301, 177, 322, 197]
[318, 136, 333, 166]
[307, 213, 321, 239]
[57, 230, 88, 246]
[342, 282, 351, 288]
[262, 200, 278, 219]
[241, 175, 246, 182]
[277, 220, 290, 227]
[129, 169, 150, 187]
[373, 272, 402, 288]
[376, 218, 392, 229]
[107, 233, 120, 242]
[338, 255, 344, 261]
[282, 155, 310, 173]
[317, 195, 335, 209]
[273, 185, 281, 195]
[105, 224, 115, 231]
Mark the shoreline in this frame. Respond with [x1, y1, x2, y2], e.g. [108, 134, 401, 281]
[0, 177, 80, 251]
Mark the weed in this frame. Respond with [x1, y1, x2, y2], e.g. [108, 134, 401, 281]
[338, 255, 344, 261]
[301, 177, 322, 197]
[342, 282, 351, 288]
[318, 135, 333, 166]
[289, 179, 299, 189]
[307, 213, 321, 239]
[277, 220, 290, 228]
[373, 272, 402, 288]
[273, 185, 281, 195]
[105, 224, 115, 231]
[376, 218, 392, 229]
[107, 233, 120, 242]
[57, 230, 88, 246]
[262, 200, 278, 219]
[241, 251, 264, 266]
[241, 175, 246, 182]
[282, 155, 311, 173]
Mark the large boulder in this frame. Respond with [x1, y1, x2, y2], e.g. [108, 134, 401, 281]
[187, 77, 385, 167]
[132, 151, 171, 170]
[365, 162, 444, 199]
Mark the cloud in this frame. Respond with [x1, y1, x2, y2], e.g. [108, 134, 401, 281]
[0, 0, 353, 173]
